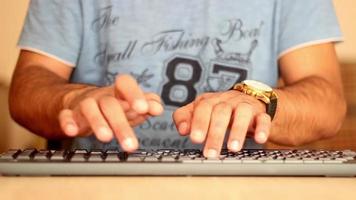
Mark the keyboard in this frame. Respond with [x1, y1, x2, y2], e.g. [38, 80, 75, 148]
[1, 149, 356, 176]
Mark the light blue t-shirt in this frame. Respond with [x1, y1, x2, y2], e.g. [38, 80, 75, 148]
[19, 0, 342, 150]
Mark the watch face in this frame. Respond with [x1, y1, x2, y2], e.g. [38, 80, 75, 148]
[244, 80, 272, 92]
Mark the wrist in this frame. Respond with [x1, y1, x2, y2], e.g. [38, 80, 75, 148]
[232, 80, 278, 120]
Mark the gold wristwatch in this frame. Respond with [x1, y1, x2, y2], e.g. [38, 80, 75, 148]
[232, 80, 278, 120]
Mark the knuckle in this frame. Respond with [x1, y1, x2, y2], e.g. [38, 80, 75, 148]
[239, 101, 254, 109]
[211, 122, 226, 132]
[145, 93, 161, 102]
[79, 97, 96, 110]
[115, 74, 137, 91]
[196, 93, 213, 103]
[97, 96, 112, 107]
[197, 93, 210, 100]
[192, 117, 206, 127]
[172, 110, 181, 121]
[115, 74, 134, 83]
[196, 100, 211, 109]
[215, 102, 231, 111]
[212, 103, 232, 119]
[211, 118, 228, 132]
[259, 114, 271, 125]
[59, 109, 71, 118]
[87, 115, 102, 124]
[234, 107, 252, 119]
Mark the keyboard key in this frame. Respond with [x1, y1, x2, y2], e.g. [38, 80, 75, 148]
[34, 150, 52, 161]
[88, 154, 104, 162]
[161, 156, 178, 162]
[323, 157, 347, 164]
[105, 153, 120, 162]
[17, 149, 37, 161]
[70, 153, 87, 162]
[50, 150, 67, 161]
[0, 149, 21, 160]
[74, 149, 88, 154]
[126, 156, 144, 162]
[343, 150, 356, 157]
[144, 156, 160, 162]
[178, 156, 194, 162]
[88, 151, 104, 162]
[126, 153, 146, 162]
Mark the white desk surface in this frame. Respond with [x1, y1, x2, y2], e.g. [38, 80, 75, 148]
[1, 176, 356, 200]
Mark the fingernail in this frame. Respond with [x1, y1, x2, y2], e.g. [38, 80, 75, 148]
[98, 127, 113, 141]
[123, 138, 136, 150]
[178, 122, 188, 134]
[191, 130, 205, 143]
[229, 140, 240, 152]
[257, 132, 267, 143]
[207, 149, 218, 158]
[133, 99, 148, 114]
[65, 123, 78, 136]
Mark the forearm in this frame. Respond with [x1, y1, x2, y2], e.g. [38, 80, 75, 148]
[270, 76, 347, 146]
[9, 65, 96, 139]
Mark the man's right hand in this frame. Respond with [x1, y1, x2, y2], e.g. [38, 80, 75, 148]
[58, 74, 163, 152]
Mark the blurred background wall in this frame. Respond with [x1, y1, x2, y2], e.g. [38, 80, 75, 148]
[0, 0, 355, 152]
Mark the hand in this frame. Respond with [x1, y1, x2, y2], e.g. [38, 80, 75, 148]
[173, 90, 271, 158]
[58, 74, 164, 152]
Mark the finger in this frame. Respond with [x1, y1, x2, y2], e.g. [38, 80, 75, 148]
[194, 92, 215, 103]
[124, 101, 162, 120]
[254, 113, 271, 144]
[145, 92, 162, 103]
[118, 100, 130, 112]
[204, 103, 232, 158]
[98, 96, 139, 152]
[115, 74, 148, 114]
[228, 103, 254, 152]
[79, 98, 114, 142]
[144, 93, 164, 116]
[125, 110, 139, 121]
[172, 103, 194, 136]
[128, 115, 149, 127]
[190, 101, 214, 143]
[193, 92, 234, 108]
[59, 109, 79, 137]
[147, 100, 164, 116]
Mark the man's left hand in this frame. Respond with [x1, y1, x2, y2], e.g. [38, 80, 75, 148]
[173, 90, 272, 158]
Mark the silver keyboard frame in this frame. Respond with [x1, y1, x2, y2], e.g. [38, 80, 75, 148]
[1, 162, 356, 176]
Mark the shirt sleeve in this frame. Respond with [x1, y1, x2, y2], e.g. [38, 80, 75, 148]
[18, 0, 82, 66]
[278, 0, 343, 58]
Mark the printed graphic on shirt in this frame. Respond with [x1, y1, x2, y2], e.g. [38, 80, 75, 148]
[92, 16, 263, 95]
[90, 7, 264, 149]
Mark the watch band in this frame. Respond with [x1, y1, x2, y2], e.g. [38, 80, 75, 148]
[266, 97, 277, 120]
